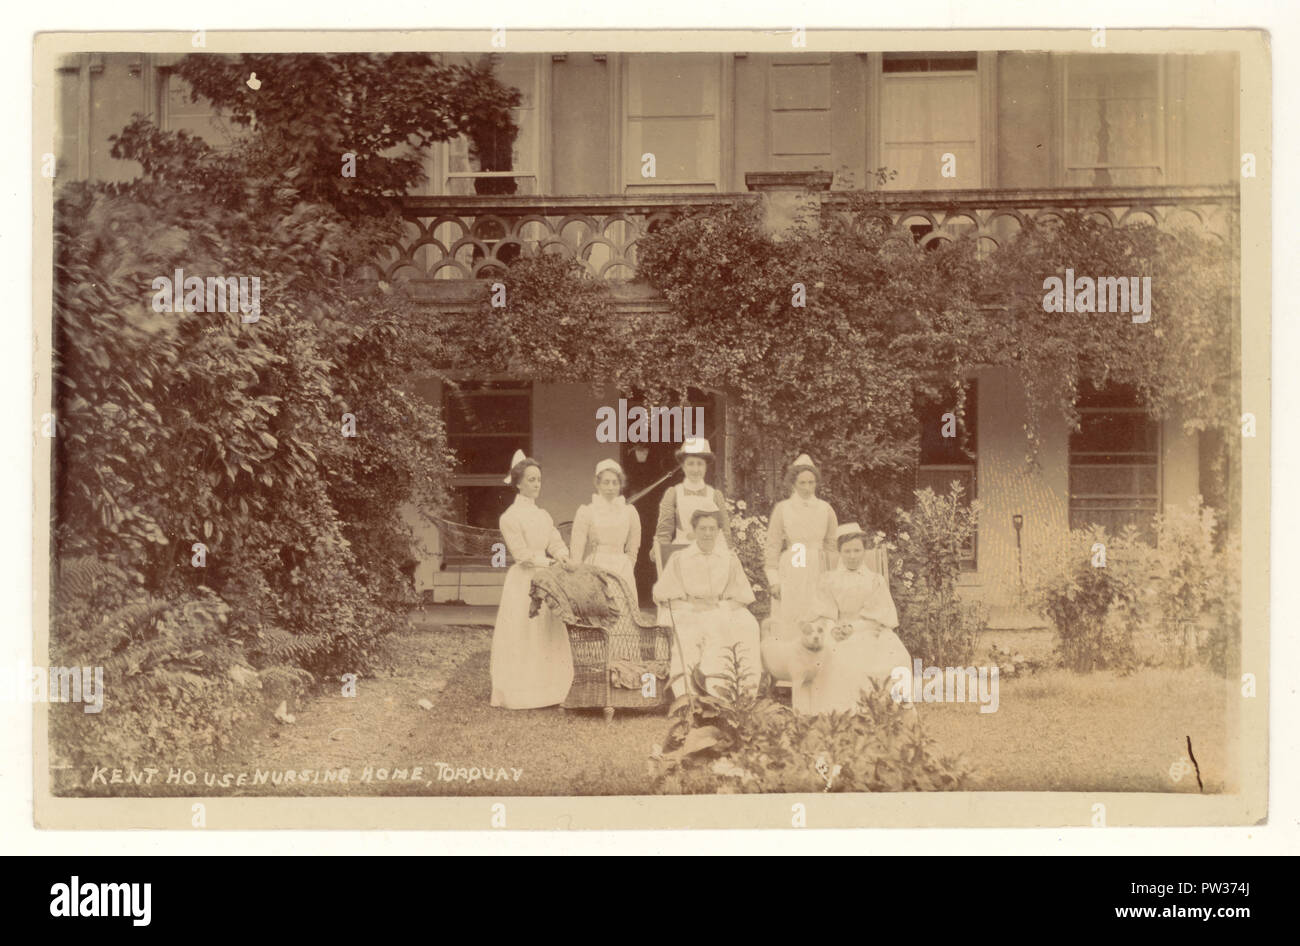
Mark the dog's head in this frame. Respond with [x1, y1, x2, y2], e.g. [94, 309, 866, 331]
[798, 621, 826, 653]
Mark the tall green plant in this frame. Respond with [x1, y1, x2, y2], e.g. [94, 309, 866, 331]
[1149, 497, 1239, 672]
[889, 484, 985, 667]
[172, 52, 521, 217]
[1029, 524, 1148, 672]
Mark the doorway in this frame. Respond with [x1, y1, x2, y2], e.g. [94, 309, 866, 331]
[617, 389, 720, 603]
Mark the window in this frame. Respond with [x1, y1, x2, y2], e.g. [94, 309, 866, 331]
[623, 53, 722, 193]
[769, 57, 832, 169]
[159, 71, 238, 147]
[1069, 383, 1160, 540]
[917, 380, 978, 570]
[880, 52, 981, 190]
[1063, 54, 1164, 186]
[444, 381, 532, 530]
[56, 60, 83, 179]
[883, 53, 978, 73]
[442, 54, 540, 196]
[745, 445, 785, 505]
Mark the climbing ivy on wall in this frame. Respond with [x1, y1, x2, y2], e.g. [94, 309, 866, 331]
[467, 195, 1240, 533]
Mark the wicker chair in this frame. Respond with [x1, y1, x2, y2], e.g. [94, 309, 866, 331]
[529, 565, 673, 722]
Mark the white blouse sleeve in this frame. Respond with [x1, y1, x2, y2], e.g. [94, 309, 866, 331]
[855, 573, 900, 630]
[499, 509, 533, 566]
[545, 512, 570, 561]
[653, 549, 687, 604]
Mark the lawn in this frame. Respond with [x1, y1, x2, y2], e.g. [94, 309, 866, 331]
[68, 617, 1234, 797]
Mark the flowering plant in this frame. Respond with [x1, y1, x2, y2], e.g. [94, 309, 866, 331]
[887, 484, 985, 667]
[725, 497, 771, 619]
[648, 647, 970, 794]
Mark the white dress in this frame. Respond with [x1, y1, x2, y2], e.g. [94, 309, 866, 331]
[764, 496, 838, 645]
[652, 542, 762, 699]
[808, 564, 910, 714]
[570, 494, 640, 599]
[489, 495, 575, 709]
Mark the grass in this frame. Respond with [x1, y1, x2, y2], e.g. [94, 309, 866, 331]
[919, 667, 1231, 792]
[71, 618, 1234, 796]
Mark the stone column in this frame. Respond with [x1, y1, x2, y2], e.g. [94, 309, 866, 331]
[744, 170, 833, 240]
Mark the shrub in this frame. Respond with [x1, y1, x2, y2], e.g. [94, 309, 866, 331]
[649, 648, 970, 794]
[985, 643, 1050, 678]
[888, 484, 986, 667]
[1027, 503, 1241, 675]
[1204, 529, 1242, 676]
[1029, 525, 1148, 672]
[49, 556, 264, 784]
[724, 496, 771, 619]
[53, 156, 453, 677]
[1148, 497, 1240, 673]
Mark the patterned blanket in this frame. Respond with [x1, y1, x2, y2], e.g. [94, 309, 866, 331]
[528, 563, 621, 624]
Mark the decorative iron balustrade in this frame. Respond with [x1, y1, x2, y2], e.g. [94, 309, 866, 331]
[371, 185, 1238, 284]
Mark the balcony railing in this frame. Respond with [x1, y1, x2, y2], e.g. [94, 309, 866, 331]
[370, 185, 1238, 286]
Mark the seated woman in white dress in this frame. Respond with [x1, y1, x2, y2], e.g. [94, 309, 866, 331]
[763, 453, 838, 647]
[805, 523, 912, 714]
[489, 450, 575, 710]
[652, 504, 761, 700]
[570, 458, 640, 600]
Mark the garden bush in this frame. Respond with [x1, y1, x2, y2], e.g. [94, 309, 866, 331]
[1148, 497, 1240, 673]
[649, 649, 969, 794]
[724, 496, 772, 620]
[888, 484, 986, 667]
[1029, 524, 1148, 672]
[49, 556, 263, 781]
[1028, 500, 1241, 675]
[48, 53, 522, 762]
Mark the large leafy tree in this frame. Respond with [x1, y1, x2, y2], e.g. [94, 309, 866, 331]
[172, 52, 521, 216]
[53, 53, 520, 681]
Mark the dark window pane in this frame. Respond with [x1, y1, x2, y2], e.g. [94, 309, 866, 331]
[918, 380, 978, 465]
[1070, 412, 1158, 455]
[1069, 464, 1158, 498]
[448, 436, 529, 475]
[445, 393, 531, 434]
[457, 486, 514, 532]
[883, 52, 978, 73]
[1068, 382, 1160, 541]
[1075, 380, 1143, 409]
[443, 380, 532, 475]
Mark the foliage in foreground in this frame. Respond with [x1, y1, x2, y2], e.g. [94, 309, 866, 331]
[649, 650, 970, 794]
[48, 557, 263, 770]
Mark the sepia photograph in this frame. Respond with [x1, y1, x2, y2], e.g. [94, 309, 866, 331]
[30, 26, 1269, 830]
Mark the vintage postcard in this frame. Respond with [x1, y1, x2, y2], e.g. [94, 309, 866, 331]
[31, 26, 1269, 830]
